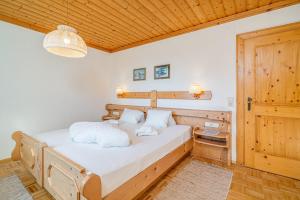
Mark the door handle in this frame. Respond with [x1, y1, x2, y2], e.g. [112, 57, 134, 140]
[247, 97, 252, 111]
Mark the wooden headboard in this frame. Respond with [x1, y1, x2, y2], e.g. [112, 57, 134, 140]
[105, 104, 231, 133]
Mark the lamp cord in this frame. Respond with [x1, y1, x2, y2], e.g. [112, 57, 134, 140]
[66, 0, 69, 25]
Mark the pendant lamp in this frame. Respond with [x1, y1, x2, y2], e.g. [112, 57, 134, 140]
[43, 25, 87, 58]
[43, 1, 87, 58]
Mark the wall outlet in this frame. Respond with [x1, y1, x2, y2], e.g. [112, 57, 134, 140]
[227, 97, 234, 107]
[204, 122, 220, 128]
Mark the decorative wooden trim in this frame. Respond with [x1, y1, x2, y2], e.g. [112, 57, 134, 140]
[227, 112, 232, 166]
[81, 174, 102, 200]
[157, 91, 212, 100]
[105, 104, 231, 122]
[157, 107, 230, 122]
[116, 90, 213, 106]
[236, 21, 300, 165]
[117, 92, 150, 99]
[236, 35, 245, 165]
[43, 147, 101, 200]
[102, 115, 120, 121]
[106, 104, 150, 113]
[237, 21, 300, 39]
[11, 131, 47, 186]
[150, 90, 157, 108]
[111, 0, 300, 52]
[11, 131, 22, 161]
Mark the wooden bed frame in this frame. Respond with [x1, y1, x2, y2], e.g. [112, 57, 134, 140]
[11, 131, 46, 186]
[11, 104, 230, 200]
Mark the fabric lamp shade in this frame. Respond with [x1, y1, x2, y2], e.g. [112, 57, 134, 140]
[189, 84, 203, 94]
[43, 25, 87, 58]
[116, 87, 125, 95]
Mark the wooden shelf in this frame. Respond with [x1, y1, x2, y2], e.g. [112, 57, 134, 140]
[194, 138, 228, 148]
[194, 130, 228, 139]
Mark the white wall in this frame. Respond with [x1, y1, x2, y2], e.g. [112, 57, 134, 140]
[109, 4, 300, 161]
[0, 22, 112, 159]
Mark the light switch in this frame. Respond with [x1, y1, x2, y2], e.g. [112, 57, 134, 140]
[227, 97, 234, 107]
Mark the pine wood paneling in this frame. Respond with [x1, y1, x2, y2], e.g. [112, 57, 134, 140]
[237, 22, 300, 180]
[0, 0, 299, 52]
[116, 90, 213, 101]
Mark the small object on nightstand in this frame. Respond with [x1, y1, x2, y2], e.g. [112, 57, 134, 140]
[201, 129, 220, 136]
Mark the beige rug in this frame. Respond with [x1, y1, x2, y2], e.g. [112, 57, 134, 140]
[152, 160, 232, 200]
[0, 175, 33, 200]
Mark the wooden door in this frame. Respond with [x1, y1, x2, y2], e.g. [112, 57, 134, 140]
[239, 23, 300, 179]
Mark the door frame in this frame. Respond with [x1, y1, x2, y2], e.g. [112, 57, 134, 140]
[236, 21, 300, 165]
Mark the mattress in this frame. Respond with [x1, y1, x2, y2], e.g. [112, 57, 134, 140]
[32, 123, 191, 197]
[33, 129, 71, 147]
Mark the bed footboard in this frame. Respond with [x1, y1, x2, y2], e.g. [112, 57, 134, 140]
[11, 131, 46, 185]
[43, 147, 101, 200]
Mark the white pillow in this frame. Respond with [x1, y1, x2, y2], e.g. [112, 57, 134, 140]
[168, 115, 176, 126]
[119, 108, 145, 124]
[144, 109, 172, 129]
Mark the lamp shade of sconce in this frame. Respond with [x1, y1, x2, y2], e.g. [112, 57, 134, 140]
[116, 87, 125, 95]
[189, 84, 203, 99]
[189, 84, 203, 94]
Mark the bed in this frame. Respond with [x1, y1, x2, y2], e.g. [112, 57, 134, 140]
[37, 123, 191, 199]
[11, 104, 230, 200]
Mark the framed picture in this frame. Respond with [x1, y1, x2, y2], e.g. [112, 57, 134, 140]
[133, 68, 146, 81]
[154, 64, 170, 79]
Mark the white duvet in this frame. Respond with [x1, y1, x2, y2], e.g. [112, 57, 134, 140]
[69, 122, 130, 147]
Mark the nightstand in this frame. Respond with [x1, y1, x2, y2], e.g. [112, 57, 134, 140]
[192, 126, 231, 166]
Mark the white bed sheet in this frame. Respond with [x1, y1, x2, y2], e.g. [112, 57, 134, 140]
[32, 123, 191, 197]
[32, 129, 71, 147]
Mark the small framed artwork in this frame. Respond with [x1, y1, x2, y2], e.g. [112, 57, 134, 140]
[133, 68, 146, 81]
[154, 64, 170, 79]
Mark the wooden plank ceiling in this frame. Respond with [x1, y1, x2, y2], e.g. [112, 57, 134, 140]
[0, 0, 299, 53]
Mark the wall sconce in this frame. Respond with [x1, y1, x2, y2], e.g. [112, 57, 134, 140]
[116, 87, 125, 97]
[189, 84, 203, 99]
